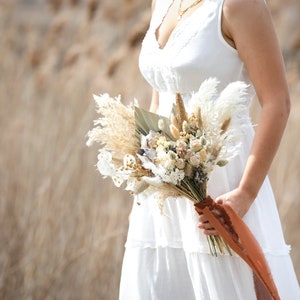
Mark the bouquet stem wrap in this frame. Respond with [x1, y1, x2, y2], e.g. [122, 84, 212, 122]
[194, 196, 280, 300]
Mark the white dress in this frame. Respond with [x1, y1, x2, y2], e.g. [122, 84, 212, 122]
[119, 0, 300, 299]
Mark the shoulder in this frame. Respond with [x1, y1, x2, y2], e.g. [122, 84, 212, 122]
[151, 0, 156, 13]
[223, 0, 269, 22]
[222, 0, 273, 39]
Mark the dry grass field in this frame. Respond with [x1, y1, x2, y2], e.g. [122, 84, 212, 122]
[0, 0, 299, 299]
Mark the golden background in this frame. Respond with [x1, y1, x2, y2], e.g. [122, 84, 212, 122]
[0, 0, 299, 299]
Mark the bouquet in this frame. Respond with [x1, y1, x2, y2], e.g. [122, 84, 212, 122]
[86, 78, 250, 255]
[86, 78, 280, 299]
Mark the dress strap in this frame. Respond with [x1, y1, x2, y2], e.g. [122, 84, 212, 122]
[154, 0, 176, 49]
[150, 0, 174, 30]
[217, 0, 238, 53]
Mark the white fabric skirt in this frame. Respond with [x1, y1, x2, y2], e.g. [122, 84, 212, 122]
[119, 126, 300, 299]
[119, 245, 299, 299]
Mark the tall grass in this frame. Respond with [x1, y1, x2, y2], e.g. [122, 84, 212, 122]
[0, 0, 299, 299]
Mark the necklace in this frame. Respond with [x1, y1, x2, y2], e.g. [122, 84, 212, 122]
[177, 0, 204, 20]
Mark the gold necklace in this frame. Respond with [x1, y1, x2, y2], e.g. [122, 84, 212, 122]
[177, 0, 204, 20]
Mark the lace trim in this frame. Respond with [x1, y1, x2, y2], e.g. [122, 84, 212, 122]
[125, 239, 213, 254]
[139, 1, 220, 92]
[163, 2, 214, 54]
[125, 240, 292, 256]
[154, 0, 218, 55]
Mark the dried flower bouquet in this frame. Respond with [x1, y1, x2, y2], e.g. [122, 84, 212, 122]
[87, 78, 250, 255]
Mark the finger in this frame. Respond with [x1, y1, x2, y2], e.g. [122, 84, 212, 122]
[203, 228, 218, 235]
[216, 199, 223, 204]
[198, 222, 215, 230]
[197, 222, 205, 229]
[212, 210, 226, 225]
[198, 215, 209, 223]
[199, 224, 216, 232]
[212, 209, 222, 217]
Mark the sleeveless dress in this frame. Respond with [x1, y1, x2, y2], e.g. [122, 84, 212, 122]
[119, 0, 300, 299]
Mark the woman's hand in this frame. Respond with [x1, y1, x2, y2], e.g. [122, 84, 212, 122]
[197, 188, 254, 235]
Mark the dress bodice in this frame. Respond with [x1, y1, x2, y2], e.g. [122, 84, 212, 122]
[139, 0, 255, 107]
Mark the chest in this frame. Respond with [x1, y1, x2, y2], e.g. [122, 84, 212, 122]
[139, 0, 243, 93]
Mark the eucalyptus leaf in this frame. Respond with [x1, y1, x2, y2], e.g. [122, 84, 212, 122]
[216, 160, 228, 167]
[134, 106, 174, 140]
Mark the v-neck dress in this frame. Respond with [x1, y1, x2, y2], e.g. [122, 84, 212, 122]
[119, 0, 300, 299]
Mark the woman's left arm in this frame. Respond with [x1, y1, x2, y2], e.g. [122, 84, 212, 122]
[199, 0, 290, 234]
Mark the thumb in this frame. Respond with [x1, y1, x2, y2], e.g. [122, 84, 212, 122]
[216, 198, 223, 204]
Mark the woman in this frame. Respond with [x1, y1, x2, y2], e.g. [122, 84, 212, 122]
[119, 0, 300, 299]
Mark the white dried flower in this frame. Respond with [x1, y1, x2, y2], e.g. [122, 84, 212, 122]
[184, 149, 193, 160]
[125, 177, 149, 194]
[123, 154, 137, 169]
[175, 158, 186, 169]
[188, 78, 219, 115]
[97, 150, 115, 177]
[158, 151, 177, 170]
[176, 140, 187, 150]
[112, 174, 127, 187]
[189, 155, 201, 167]
[142, 176, 164, 187]
[190, 139, 202, 152]
[168, 168, 185, 185]
[157, 167, 185, 185]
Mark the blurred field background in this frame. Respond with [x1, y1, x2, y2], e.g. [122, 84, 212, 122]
[0, 0, 299, 299]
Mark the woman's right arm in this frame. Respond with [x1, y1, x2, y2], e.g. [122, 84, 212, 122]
[151, 0, 156, 12]
[149, 0, 159, 114]
[149, 89, 159, 113]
